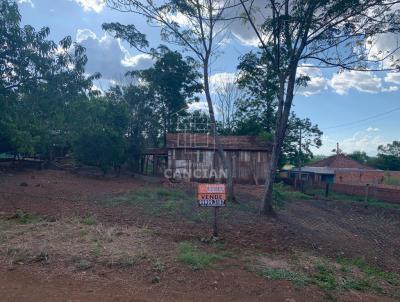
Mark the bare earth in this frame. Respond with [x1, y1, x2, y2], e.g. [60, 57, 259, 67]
[0, 169, 399, 301]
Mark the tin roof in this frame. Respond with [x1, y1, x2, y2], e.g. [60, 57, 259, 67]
[290, 166, 335, 175]
[166, 133, 272, 151]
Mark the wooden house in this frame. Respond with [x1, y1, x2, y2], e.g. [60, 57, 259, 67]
[165, 133, 272, 184]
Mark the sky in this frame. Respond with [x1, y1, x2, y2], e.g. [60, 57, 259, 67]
[17, 0, 400, 156]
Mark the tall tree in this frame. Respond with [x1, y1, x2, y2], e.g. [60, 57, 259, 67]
[131, 48, 202, 146]
[238, 0, 400, 214]
[104, 0, 239, 202]
[0, 0, 98, 156]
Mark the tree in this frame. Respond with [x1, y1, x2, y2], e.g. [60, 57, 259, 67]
[105, 0, 239, 202]
[238, 0, 400, 214]
[282, 115, 323, 167]
[130, 48, 202, 146]
[214, 80, 242, 134]
[376, 141, 400, 170]
[348, 151, 370, 165]
[72, 97, 130, 175]
[0, 0, 99, 156]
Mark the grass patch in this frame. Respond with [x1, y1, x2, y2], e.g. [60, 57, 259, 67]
[311, 264, 337, 291]
[337, 256, 400, 286]
[308, 188, 400, 210]
[259, 268, 309, 286]
[98, 188, 207, 222]
[80, 216, 98, 225]
[9, 210, 41, 224]
[177, 242, 226, 270]
[272, 183, 312, 208]
[73, 258, 93, 270]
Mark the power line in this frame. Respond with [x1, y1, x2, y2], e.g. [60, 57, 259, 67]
[323, 106, 400, 130]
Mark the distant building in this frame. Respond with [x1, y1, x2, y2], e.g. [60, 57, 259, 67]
[288, 154, 381, 185]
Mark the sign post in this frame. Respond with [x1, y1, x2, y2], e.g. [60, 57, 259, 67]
[197, 184, 226, 237]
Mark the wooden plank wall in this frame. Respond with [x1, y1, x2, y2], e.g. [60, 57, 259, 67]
[168, 148, 270, 184]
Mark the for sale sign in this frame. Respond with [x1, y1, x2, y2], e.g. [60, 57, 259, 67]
[197, 184, 226, 207]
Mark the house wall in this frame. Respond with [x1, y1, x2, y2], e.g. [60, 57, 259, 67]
[167, 148, 270, 184]
[335, 170, 400, 188]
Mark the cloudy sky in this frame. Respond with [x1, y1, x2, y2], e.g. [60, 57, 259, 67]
[17, 0, 400, 156]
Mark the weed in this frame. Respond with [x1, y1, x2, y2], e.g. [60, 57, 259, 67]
[10, 210, 41, 224]
[81, 216, 97, 226]
[337, 256, 400, 286]
[32, 251, 49, 264]
[177, 242, 225, 270]
[74, 258, 93, 270]
[107, 255, 140, 268]
[152, 259, 166, 273]
[311, 264, 337, 291]
[260, 268, 309, 286]
[272, 183, 312, 208]
[343, 278, 372, 291]
[308, 189, 400, 210]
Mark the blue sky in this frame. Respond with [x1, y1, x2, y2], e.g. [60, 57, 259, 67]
[17, 0, 400, 156]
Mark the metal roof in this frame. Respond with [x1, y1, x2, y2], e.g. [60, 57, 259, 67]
[289, 166, 335, 175]
[166, 133, 272, 151]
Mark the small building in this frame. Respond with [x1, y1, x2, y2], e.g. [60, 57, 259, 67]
[165, 133, 272, 184]
[287, 154, 380, 185]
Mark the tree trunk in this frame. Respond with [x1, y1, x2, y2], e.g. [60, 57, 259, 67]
[203, 61, 237, 203]
[261, 69, 298, 215]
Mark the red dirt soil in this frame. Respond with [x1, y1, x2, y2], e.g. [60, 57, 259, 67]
[0, 169, 399, 301]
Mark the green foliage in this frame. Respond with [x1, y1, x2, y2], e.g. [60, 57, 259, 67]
[177, 242, 225, 270]
[259, 268, 308, 286]
[272, 183, 312, 208]
[376, 141, 400, 171]
[10, 210, 41, 224]
[71, 97, 129, 174]
[308, 188, 400, 210]
[312, 264, 337, 291]
[0, 1, 99, 157]
[80, 216, 98, 226]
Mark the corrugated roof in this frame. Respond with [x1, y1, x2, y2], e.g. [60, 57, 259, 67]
[308, 154, 374, 170]
[290, 166, 335, 175]
[166, 133, 272, 151]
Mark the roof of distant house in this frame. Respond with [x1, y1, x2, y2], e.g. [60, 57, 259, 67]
[308, 154, 375, 170]
[166, 133, 272, 151]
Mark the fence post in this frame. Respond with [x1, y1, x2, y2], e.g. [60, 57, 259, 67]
[325, 182, 330, 197]
[364, 184, 370, 203]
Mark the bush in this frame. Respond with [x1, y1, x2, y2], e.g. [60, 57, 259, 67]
[72, 129, 126, 174]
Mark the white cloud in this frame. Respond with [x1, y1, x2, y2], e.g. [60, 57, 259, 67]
[189, 101, 209, 112]
[74, 0, 105, 13]
[75, 29, 154, 81]
[340, 132, 387, 155]
[329, 71, 382, 95]
[317, 132, 387, 156]
[76, 29, 97, 43]
[366, 33, 400, 69]
[121, 53, 154, 69]
[384, 72, 400, 84]
[366, 127, 379, 132]
[296, 65, 327, 96]
[209, 72, 236, 93]
[382, 86, 399, 92]
[169, 12, 191, 27]
[17, 0, 34, 7]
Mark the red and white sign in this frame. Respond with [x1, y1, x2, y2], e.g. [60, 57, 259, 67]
[197, 184, 226, 207]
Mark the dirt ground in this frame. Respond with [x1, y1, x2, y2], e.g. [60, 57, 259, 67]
[0, 169, 399, 301]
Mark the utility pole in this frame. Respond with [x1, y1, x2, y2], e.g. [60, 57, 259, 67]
[297, 126, 302, 191]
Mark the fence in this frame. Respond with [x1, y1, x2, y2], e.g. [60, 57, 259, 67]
[313, 182, 400, 204]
